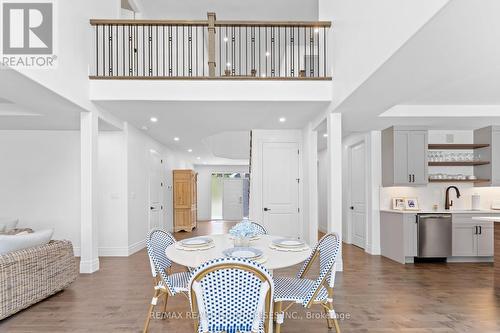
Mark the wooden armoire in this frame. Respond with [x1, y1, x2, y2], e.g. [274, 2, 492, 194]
[173, 170, 197, 232]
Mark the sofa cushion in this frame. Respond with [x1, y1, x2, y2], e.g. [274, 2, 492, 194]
[0, 218, 18, 232]
[0, 229, 53, 255]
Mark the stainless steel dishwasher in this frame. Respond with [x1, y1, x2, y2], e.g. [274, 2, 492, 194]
[417, 214, 452, 258]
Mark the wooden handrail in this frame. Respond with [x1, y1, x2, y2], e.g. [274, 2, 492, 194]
[89, 19, 332, 28]
[89, 19, 209, 26]
[215, 20, 332, 28]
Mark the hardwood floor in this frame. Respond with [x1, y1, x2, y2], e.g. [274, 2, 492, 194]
[1, 220, 499, 332]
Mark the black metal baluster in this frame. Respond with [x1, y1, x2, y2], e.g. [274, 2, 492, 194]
[309, 27, 313, 77]
[182, 26, 185, 77]
[291, 27, 294, 77]
[95, 25, 99, 76]
[313, 28, 320, 77]
[285, 27, 287, 77]
[102, 24, 105, 76]
[176, 26, 178, 76]
[258, 27, 261, 77]
[196, 26, 198, 77]
[238, 26, 241, 75]
[278, 27, 281, 77]
[202, 25, 204, 76]
[115, 25, 118, 76]
[323, 27, 326, 77]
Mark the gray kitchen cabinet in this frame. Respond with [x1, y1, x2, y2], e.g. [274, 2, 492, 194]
[452, 222, 477, 257]
[474, 126, 500, 186]
[477, 222, 494, 257]
[382, 126, 428, 186]
[452, 214, 495, 257]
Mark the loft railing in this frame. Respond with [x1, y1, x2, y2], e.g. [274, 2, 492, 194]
[89, 13, 331, 80]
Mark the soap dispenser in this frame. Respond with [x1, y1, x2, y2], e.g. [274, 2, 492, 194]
[471, 193, 480, 211]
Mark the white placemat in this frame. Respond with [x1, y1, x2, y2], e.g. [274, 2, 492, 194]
[175, 243, 215, 251]
[269, 244, 310, 252]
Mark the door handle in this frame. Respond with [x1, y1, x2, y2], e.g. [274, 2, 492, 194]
[263, 207, 271, 212]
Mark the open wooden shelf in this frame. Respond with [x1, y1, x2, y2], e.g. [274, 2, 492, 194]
[428, 144, 490, 150]
[428, 161, 490, 166]
[428, 178, 490, 183]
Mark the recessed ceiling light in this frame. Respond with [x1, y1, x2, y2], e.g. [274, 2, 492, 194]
[279, 117, 286, 123]
[141, 126, 149, 131]
[223, 36, 228, 42]
[150, 117, 158, 123]
[187, 149, 193, 153]
[265, 51, 270, 57]
[196, 157, 201, 160]
[173, 137, 180, 141]
[323, 133, 328, 138]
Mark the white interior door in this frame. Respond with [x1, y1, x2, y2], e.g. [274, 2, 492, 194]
[223, 179, 244, 220]
[262, 142, 299, 238]
[349, 142, 366, 249]
[149, 153, 163, 230]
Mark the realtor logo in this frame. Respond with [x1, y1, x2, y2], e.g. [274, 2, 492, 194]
[2, 2, 53, 54]
[1, 1, 56, 68]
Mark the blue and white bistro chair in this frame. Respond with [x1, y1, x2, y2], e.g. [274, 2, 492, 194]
[234, 220, 268, 235]
[188, 257, 274, 333]
[143, 229, 191, 333]
[273, 233, 341, 333]
[249, 222, 268, 235]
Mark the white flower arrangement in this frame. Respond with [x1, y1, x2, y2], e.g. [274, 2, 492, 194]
[229, 220, 256, 239]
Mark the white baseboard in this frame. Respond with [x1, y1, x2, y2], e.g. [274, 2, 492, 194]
[73, 239, 146, 258]
[128, 239, 146, 255]
[80, 258, 100, 274]
[318, 225, 328, 233]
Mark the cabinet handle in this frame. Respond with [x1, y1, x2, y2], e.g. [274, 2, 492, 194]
[412, 174, 415, 183]
[479, 226, 482, 235]
[409, 174, 412, 183]
[474, 226, 478, 235]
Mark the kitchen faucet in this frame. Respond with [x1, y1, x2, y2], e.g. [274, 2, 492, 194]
[445, 186, 461, 210]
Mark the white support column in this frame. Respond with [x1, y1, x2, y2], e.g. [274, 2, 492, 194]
[80, 110, 99, 273]
[327, 113, 343, 271]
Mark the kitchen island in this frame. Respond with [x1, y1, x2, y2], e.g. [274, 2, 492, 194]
[472, 216, 500, 293]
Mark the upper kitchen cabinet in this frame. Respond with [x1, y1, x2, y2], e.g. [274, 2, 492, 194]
[382, 126, 428, 186]
[474, 126, 500, 186]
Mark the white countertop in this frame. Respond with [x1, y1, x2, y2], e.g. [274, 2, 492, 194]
[381, 209, 500, 214]
[472, 216, 500, 222]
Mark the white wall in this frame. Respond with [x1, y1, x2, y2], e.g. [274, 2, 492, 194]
[319, 0, 449, 107]
[317, 149, 328, 232]
[194, 164, 250, 221]
[126, 124, 192, 251]
[98, 132, 128, 255]
[140, 0, 318, 21]
[0, 131, 81, 247]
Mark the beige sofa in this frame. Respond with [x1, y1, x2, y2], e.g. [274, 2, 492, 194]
[0, 240, 78, 320]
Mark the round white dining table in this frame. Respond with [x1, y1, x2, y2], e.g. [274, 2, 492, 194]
[165, 234, 311, 271]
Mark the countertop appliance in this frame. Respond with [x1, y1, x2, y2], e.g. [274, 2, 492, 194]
[417, 214, 452, 258]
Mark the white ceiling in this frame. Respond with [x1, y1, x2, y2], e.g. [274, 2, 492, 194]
[139, 0, 318, 21]
[336, 0, 500, 134]
[96, 100, 328, 164]
[0, 68, 83, 130]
